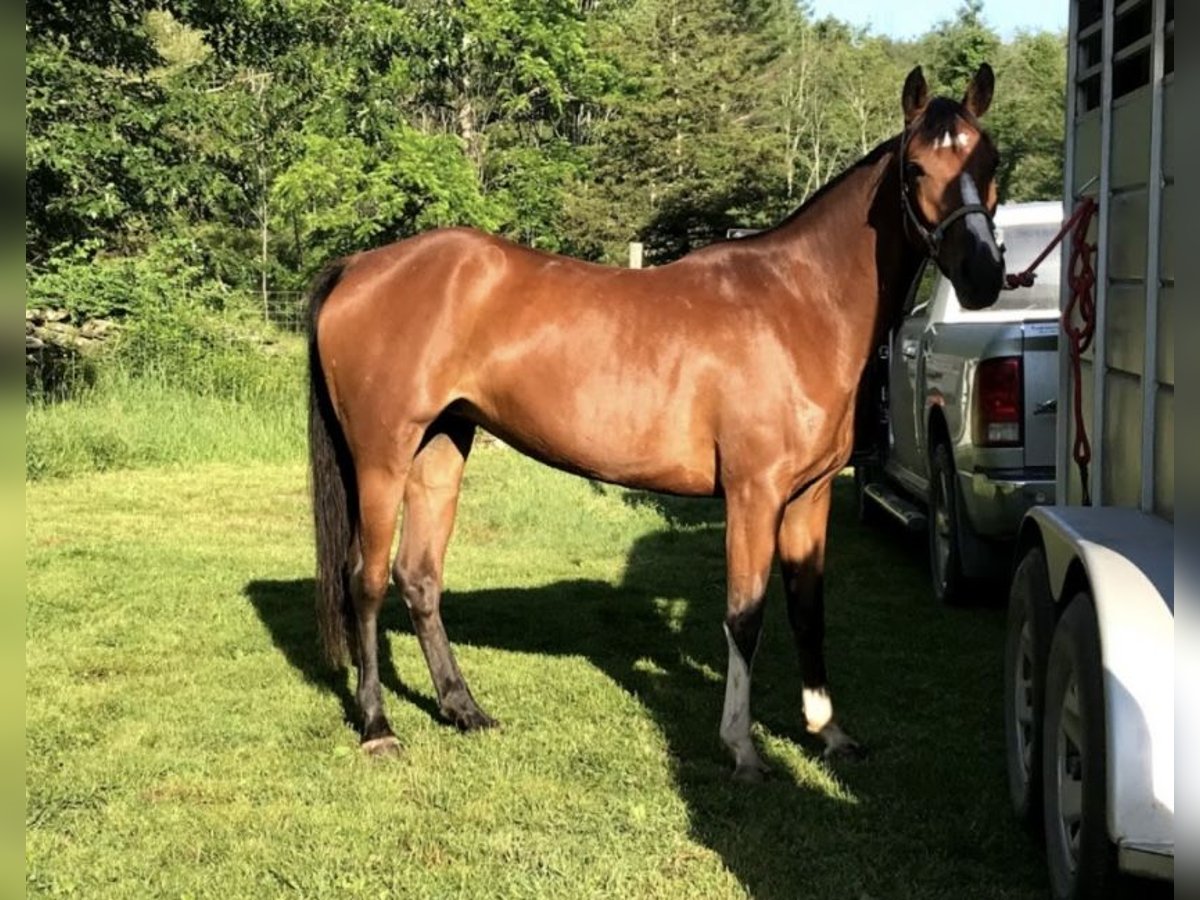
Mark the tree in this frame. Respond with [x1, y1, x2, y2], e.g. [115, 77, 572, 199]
[989, 30, 1066, 201]
[25, 1, 171, 264]
[563, 0, 784, 263]
[923, 0, 1002, 96]
[25, 0, 1067, 311]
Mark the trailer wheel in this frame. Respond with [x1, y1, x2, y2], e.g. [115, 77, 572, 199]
[1042, 593, 1116, 900]
[1004, 546, 1054, 828]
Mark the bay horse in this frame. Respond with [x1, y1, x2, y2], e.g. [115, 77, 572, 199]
[307, 65, 1004, 778]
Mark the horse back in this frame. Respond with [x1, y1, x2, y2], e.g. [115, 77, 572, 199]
[317, 228, 855, 495]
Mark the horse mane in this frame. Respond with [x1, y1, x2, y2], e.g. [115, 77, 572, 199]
[762, 137, 900, 234]
[746, 95, 981, 241]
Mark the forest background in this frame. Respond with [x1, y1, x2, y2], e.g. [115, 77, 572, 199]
[26, 0, 1065, 323]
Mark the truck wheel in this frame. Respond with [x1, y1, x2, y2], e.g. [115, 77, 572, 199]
[928, 442, 968, 605]
[1042, 594, 1116, 900]
[1004, 546, 1054, 828]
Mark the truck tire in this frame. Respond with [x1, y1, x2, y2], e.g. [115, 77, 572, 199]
[928, 442, 969, 605]
[1004, 546, 1054, 828]
[1042, 593, 1117, 900]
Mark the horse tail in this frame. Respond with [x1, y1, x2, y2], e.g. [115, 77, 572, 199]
[307, 261, 355, 668]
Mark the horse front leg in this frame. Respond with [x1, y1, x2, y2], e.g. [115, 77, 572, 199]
[778, 478, 863, 760]
[720, 480, 785, 782]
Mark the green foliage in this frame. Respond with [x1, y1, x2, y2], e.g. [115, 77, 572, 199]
[990, 31, 1067, 201]
[26, 328, 305, 480]
[272, 127, 500, 264]
[25, 377, 304, 480]
[27, 235, 303, 406]
[27, 240, 226, 321]
[112, 310, 304, 400]
[25, 40, 169, 262]
[25, 0, 1067, 363]
[922, 0, 1002, 96]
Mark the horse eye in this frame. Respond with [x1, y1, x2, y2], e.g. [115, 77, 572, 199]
[905, 162, 924, 179]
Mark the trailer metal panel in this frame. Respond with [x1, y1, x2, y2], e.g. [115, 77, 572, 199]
[1072, 116, 1101, 194]
[1088, 0, 1114, 507]
[1155, 285, 1173, 384]
[1032, 1, 1175, 879]
[1140, 0, 1166, 513]
[1109, 93, 1151, 189]
[1055, 0, 1082, 510]
[1101, 369, 1143, 507]
[1153, 389, 1173, 519]
[1104, 283, 1146, 376]
[1158, 184, 1173, 286]
[1106, 189, 1148, 282]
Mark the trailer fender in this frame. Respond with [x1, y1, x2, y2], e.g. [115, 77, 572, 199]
[1018, 506, 1174, 866]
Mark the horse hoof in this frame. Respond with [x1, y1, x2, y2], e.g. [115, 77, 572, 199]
[822, 738, 867, 762]
[361, 735, 402, 757]
[451, 707, 499, 732]
[732, 762, 769, 783]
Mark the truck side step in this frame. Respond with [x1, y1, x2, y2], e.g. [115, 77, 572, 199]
[862, 483, 928, 532]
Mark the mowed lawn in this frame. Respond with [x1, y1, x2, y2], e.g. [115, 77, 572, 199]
[26, 446, 1046, 898]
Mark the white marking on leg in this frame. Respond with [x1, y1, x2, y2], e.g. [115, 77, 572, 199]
[720, 624, 764, 772]
[803, 686, 833, 733]
[804, 685, 861, 758]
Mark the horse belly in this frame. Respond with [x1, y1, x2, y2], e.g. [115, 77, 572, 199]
[465, 352, 718, 495]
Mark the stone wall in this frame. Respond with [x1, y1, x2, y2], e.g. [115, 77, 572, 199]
[26, 309, 116, 398]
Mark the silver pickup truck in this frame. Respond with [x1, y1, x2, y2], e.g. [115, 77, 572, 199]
[855, 202, 1063, 604]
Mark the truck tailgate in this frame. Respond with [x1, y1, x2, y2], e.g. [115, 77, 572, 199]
[1022, 320, 1058, 469]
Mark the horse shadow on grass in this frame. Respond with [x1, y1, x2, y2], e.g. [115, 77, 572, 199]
[246, 479, 1043, 898]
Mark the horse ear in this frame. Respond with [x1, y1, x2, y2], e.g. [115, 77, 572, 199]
[902, 66, 929, 125]
[963, 63, 995, 118]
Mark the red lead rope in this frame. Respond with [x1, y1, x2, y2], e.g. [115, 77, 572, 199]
[1001, 197, 1099, 505]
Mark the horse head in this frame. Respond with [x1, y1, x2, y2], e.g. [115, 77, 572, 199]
[899, 63, 1004, 310]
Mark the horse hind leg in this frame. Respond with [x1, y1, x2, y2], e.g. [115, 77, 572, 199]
[394, 417, 495, 731]
[351, 458, 413, 756]
[778, 478, 863, 760]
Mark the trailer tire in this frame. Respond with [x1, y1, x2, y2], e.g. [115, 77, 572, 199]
[1004, 546, 1054, 829]
[1042, 593, 1117, 900]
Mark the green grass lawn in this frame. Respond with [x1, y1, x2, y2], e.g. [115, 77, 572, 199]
[26, 447, 1046, 898]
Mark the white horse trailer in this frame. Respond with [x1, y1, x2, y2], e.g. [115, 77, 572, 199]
[1003, 1, 1174, 897]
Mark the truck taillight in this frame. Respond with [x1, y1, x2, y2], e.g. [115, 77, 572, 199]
[974, 356, 1022, 447]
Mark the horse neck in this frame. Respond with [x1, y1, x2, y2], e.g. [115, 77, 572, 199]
[765, 144, 925, 356]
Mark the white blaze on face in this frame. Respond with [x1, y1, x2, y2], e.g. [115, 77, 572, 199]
[936, 130, 972, 151]
[720, 624, 765, 771]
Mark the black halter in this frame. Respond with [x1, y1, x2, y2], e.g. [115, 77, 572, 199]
[899, 129, 995, 260]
